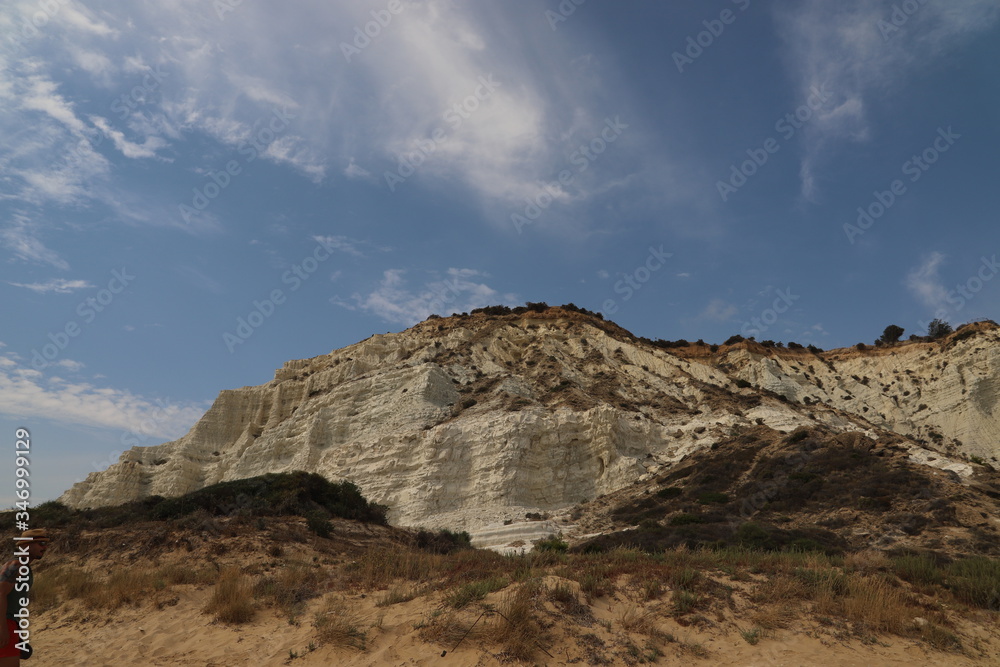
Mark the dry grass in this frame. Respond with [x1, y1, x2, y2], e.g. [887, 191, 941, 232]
[81, 569, 157, 610]
[203, 568, 255, 624]
[418, 610, 476, 647]
[375, 583, 423, 607]
[750, 574, 806, 604]
[842, 576, 909, 634]
[445, 576, 508, 609]
[314, 596, 367, 651]
[617, 604, 658, 635]
[347, 547, 441, 590]
[486, 581, 545, 662]
[32, 537, 997, 657]
[156, 563, 216, 586]
[814, 575, 909, 635]
[750, 605, 796, 630]
[254, 563, 327, 616]
[845, 549, 891, 575]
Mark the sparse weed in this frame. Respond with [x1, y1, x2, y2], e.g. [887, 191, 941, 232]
[314, 596, 367, 650]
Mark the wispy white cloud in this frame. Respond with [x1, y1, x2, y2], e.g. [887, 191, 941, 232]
[775, 0, 999, 198]
[0, 0, 669, 242]
[0, 354, 205, 439]
[90, 115, 168, 160]
[1, 214, 69, 269]
[699, 298, 738, 322]
[311, 235, 384, 258]
[906, 251, 949, 313]
[19, 75, 88, 133]
[8, 278, 94, 293]
[344, 158, 371, 179]
[174, 265, 226, 295]
[337, 267, 515, 326]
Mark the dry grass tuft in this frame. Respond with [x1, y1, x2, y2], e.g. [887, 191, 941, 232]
[617, 604, 658, 635]
[157, 563, 216, 586]
[314, 596, 367, 651]
[832, 577, 913, 635]
[347, 548, 441, 590]
[750, 605, 796, 631]
[376, 583, 423, 607]
[254, 564, 326, 615]
[203, 568, 255, 624]
[845, 550, 891, 575]
[82, 569, 156, 610]
[417, 610, 476, 647]
[487, 581, 545, 662]
[445, 576, 508, 609]
[750, 574, 806, 604]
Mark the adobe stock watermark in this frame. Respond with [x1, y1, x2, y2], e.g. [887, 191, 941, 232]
[599, 246, 672, 317]
[673, 0, 751, 73]
[384, 74, 501, 191]
[5, 0, 70, 54]
[740, 287, 799, 338]
[29, 268, 135, 371]
[545, 0, 587, 31]
[717, 84, 832, 202]
[843, 126, 960, 244]
[916, 254, 999, 334]
[110, 65, 168, 120]
[223, 237, 339, 352]
[877, 0, 929, 41]
[179, 106, 297, 224]
[511, 116, 628, 234]
[340, 0, 408, 62]
[47, 64, 168, 177]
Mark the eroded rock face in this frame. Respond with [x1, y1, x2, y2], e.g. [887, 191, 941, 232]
[59, 312, 998, 540]
[715, 323, 1000, 464]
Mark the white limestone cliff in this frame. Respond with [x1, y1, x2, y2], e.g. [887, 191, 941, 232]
[60, 312, 998, 546]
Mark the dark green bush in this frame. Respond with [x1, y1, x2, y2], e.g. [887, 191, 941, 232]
[305, 511, 333, 538]
[669, 514, 706, 526]
[535, 536, 569, 552]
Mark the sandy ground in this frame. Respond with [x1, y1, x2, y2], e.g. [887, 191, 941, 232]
[27, 580, 1000, 667]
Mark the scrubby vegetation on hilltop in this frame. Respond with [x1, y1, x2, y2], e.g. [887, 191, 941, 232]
[2, 472, 389, 534]
[426, 302, 999, 356]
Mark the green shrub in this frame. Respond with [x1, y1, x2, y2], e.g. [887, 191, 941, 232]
[892, 554, 943, 586]
[946, 558, 1000, 608]
[735, 523, 774, 550]
[669, 514, 705, 526]
[305, 511, 333, 538]
[534, 536, 569, 552]
[697, 492, 729, 505]
[446, 577, 508, 608]
[928, 318, 953, 339]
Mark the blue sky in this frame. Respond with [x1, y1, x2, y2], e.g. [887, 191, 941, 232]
[2, 0, 999, 506]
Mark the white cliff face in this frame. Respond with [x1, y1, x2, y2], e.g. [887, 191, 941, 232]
[717, 323, 1000, 466]
[59, 313, 998, 542]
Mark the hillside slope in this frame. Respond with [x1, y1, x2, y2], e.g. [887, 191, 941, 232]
[60, 309, 997, 546]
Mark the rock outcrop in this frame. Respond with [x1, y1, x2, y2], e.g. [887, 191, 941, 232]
[60, 309, 999, 546]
